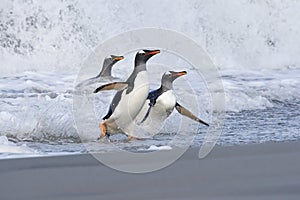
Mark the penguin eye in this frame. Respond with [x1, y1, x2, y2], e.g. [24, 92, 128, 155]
[166, 72, 172, 77]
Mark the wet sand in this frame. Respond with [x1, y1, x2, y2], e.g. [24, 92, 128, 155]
[0, 141, 300, 200]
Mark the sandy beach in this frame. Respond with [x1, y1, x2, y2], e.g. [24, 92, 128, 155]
[0, 141, 300, 200]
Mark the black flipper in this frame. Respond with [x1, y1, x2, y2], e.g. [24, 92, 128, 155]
[175, 102, 209, 126]
[139, 105, 153, 124]
[94, 82, 128, 93]
[139, 89, 161, 124]
[103, 106, 113, 120]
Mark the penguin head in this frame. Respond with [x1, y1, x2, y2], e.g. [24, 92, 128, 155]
[161, 71, 187, 90]
[135, 49, 160, 64]
[105, 55, 124, 66]
[100, 55, 124, 77]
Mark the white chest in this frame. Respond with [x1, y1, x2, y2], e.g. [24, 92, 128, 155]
[137, 90, 176, 131]
[125, 71, 149, 109]
[133, 71, 148, 89]
[155, 90, 177, 111]
[112, 71, 149, 119]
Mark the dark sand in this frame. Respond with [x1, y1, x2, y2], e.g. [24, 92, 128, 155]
[1, 142, 300, 200]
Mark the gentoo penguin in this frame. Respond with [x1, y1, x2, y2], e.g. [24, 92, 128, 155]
[137, 70, 209, 133]
[76, 55, 124, 88]
[93, 49, 160, 139]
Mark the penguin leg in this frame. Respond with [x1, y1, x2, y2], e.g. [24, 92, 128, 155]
[127, 135, 146, 141]
[125, 123, 146, 141]
[97, 122, 107, 140]
[175, 102, 209, 126]
[94, 82, 128, 93]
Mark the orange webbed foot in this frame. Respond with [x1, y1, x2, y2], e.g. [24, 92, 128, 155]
[97, 122, 107, 140]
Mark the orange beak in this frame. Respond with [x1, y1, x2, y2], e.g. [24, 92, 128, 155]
[113, 56, 124, 61]
[173, 71, 187, 77]
[146, 50, 160, 55]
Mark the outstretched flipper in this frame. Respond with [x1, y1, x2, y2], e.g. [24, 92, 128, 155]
[175, 102, 209, 126]
[94, 82, 128, 93]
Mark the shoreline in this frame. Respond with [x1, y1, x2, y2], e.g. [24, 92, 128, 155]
[1, 141, 300, 200]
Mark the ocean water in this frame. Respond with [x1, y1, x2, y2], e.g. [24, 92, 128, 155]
[0, 67, 299, 158]
[0, 0, 300, 158]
